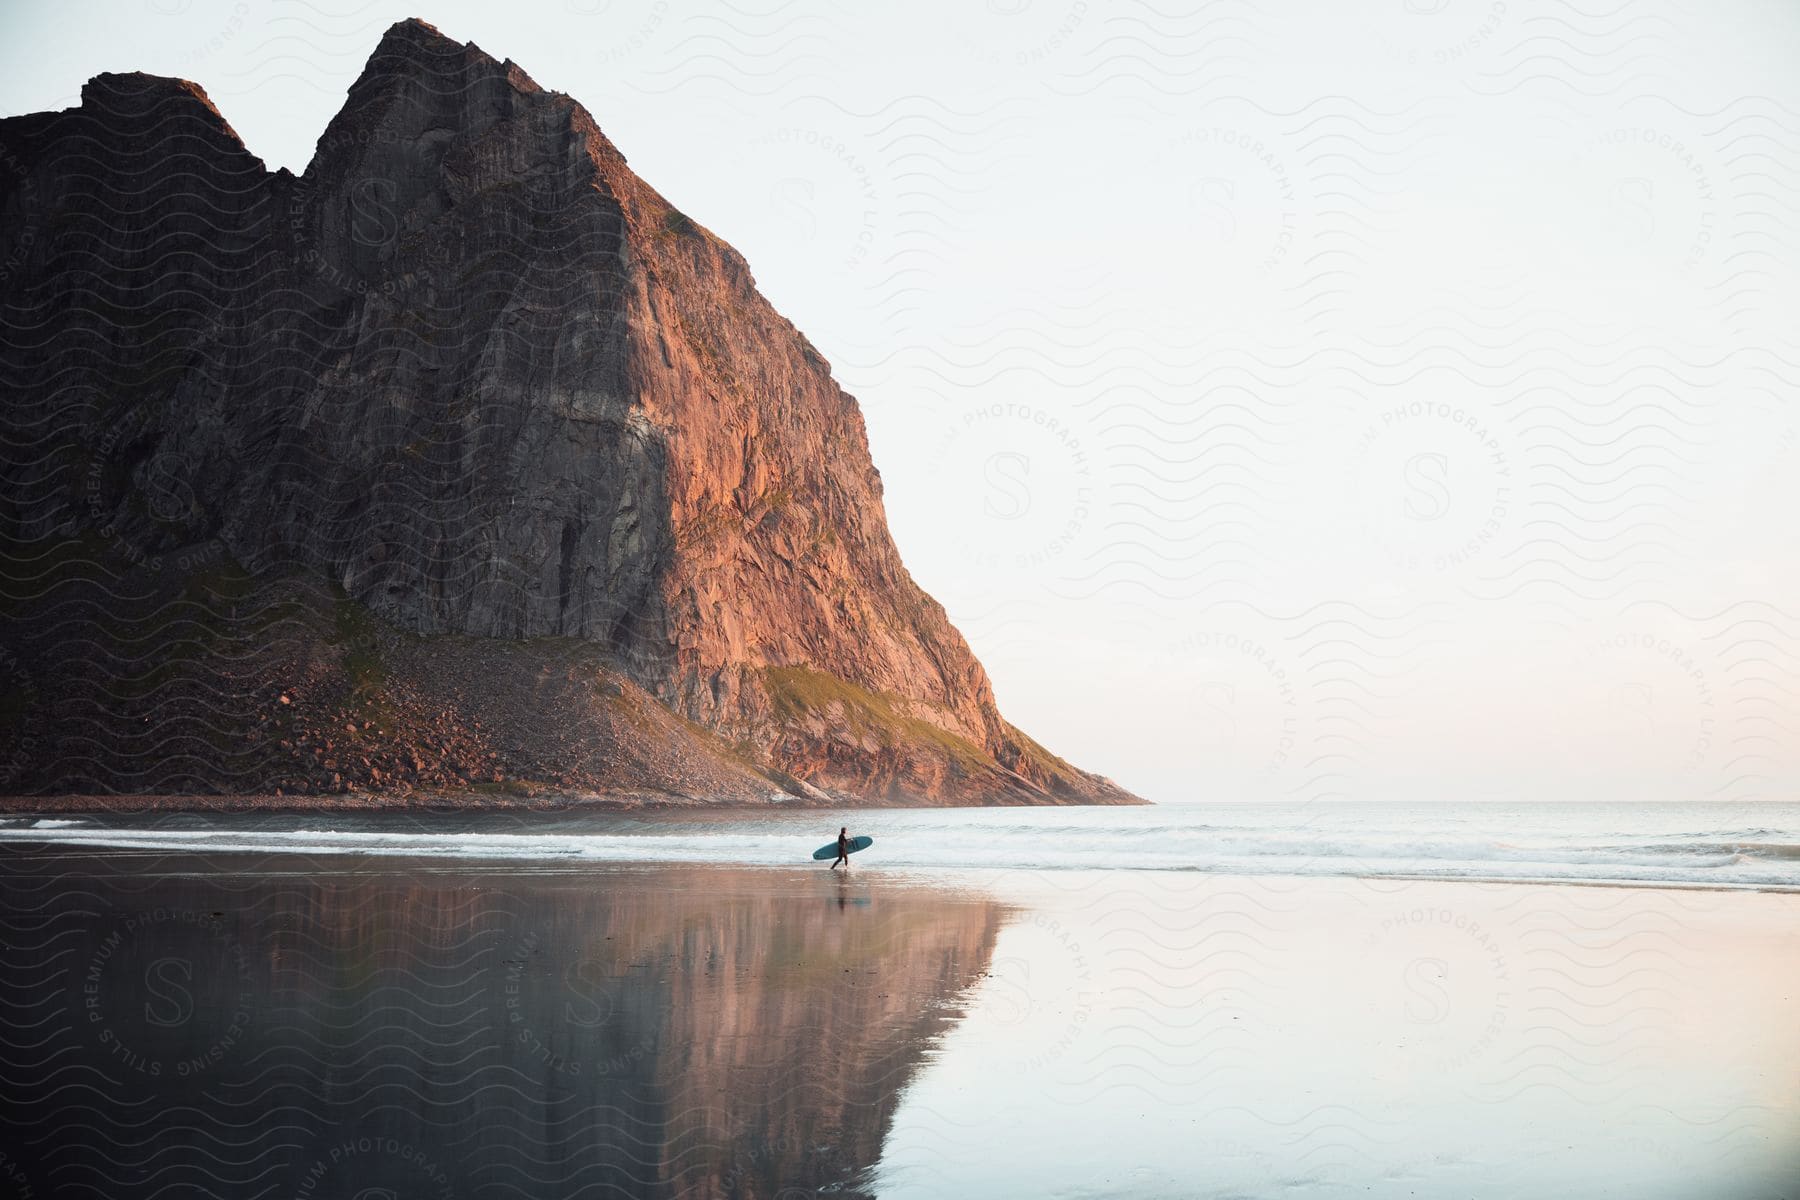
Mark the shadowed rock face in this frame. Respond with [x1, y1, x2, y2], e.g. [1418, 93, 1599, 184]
[0, 19, 1139, 805]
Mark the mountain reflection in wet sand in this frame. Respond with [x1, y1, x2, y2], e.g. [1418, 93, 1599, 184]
[0, 858, 1003, 1199]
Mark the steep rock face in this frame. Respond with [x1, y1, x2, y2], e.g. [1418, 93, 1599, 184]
[0, 19, 1138, 805]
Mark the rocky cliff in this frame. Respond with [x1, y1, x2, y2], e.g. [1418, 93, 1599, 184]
[0, 19, 1138, 806]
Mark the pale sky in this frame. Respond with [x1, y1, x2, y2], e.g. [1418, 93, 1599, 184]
[4, 0, 1798, 803]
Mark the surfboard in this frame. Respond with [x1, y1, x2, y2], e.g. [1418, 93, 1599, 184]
[813, 835, 873, 861]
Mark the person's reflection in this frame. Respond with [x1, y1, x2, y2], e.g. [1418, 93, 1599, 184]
[830, 873, 874, 911]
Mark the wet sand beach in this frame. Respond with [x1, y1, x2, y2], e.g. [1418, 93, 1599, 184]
[1, 840, 1795, 1198]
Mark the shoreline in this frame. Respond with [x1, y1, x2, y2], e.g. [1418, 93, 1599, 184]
[6, 800, 1795, 895]
[3, 839, 1794, 897]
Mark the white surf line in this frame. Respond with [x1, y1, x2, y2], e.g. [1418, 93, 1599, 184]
[1, 825, 1796, 889]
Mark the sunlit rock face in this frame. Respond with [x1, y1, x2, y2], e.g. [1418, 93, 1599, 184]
[0, 19, 1138, 806]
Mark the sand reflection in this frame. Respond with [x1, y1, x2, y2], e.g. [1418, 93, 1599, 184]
[0, 858, 1004, 1199]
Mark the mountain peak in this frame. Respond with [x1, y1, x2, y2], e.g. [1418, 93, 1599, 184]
[355, 17, 543, 96]
[0, 19, 1139, 807]
[386, 15, 449, 39]
[78, 71, 251, 155]
[372, 16, 466, 63]
[301, 16, 560, 186]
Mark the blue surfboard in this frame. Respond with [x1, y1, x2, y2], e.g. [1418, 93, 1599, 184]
[813, 835, 873, 861]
